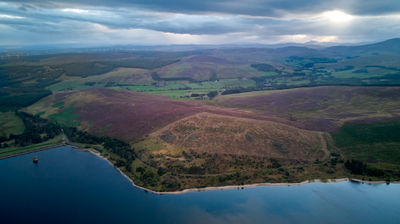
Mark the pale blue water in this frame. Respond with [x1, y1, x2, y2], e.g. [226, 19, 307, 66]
[0, 146, 399, 224]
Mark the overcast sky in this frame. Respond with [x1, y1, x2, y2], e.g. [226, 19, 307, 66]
[0, 0, 399, 47]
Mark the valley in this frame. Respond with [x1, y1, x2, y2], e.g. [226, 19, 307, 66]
[1, 39, 400, 192]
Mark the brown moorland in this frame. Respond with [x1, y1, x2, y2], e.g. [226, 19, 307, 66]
[213, 86, 400, 131]
[23, 86, 400, 191]
[26, 88, 305, 142]
[25, 88, 203, 142]
[129, 113, 340, 191]
[148, 112, 328, 161]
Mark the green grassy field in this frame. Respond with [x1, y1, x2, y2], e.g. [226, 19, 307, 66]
[331, 121, 400, 174]
[48, 80, 104, 91]
[158, 62, 263, 81]
[0, 112, 25, 137]
[331, 69, 384, 79]
[48, 105, 80, 126]
[0, 135, 62, 159]
[47, 67, 154, 91]
[113, 79, 257, 99]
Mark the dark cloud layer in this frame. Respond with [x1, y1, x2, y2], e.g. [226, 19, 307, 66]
[0, 0, 399, 46]
[5, 0, 400, 16]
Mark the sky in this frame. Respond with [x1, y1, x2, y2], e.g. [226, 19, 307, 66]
[0, 0, 399, 47]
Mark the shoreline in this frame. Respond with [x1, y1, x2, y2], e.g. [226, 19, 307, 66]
[3, 143, 398, 194]
[0, 143, 64, 160]
[80, 147, 400, 195]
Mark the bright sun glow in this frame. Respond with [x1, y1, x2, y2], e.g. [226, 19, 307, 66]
[62, 8, 90, 14]
[322, 10, 353, 23]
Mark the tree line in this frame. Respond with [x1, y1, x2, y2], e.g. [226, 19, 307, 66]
[0, 112, 136, 173]
[0, 112, 61, 147]
[64, 127, 135, 170]
[344, 160, 385, 177]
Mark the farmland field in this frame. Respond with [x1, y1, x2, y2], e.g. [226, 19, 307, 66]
[0, 112, 24, 138]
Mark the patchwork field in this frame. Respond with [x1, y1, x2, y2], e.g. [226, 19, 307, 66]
[155, 55, 264, 81]
[48, 67, 153, 91]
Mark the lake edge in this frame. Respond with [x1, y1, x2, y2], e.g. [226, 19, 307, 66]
[3, 144, 398, 195]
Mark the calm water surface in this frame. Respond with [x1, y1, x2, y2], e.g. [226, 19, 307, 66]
[0, 146, 399, 224]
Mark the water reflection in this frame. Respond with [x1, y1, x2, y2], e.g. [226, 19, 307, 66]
[0, 146, 399, 224]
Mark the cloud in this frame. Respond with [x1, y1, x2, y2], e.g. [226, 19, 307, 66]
[0, 1, 399, 46]
[3, 0, 400, 16]
[0, 13, 24, 19]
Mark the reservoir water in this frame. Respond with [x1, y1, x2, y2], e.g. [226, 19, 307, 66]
[0, 146, 399, 224]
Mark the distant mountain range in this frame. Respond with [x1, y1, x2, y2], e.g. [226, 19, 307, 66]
[1, 38, 399, 56]
[324, 38, 400, 56]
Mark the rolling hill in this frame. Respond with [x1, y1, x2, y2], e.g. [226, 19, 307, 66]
[324, 38, 400, 56]
[24, 88, 202, 142]
[214, 86, 400, 131]
[2, 38, 400, 191]
[145, 112, 328, 161]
